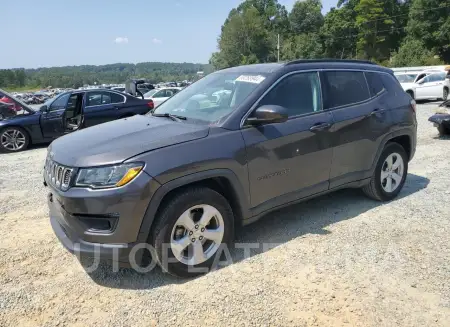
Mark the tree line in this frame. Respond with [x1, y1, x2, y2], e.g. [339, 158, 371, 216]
[210, 0, 449, 69]
[0, 62, 212, 90]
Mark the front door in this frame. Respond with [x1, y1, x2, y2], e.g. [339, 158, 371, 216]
[241, 71, 334, 211]
[40, 93, 71, 138]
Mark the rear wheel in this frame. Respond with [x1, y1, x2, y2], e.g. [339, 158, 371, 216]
[362, 143, 408, 201]
[442, 88, 449, 101]
[0, 127, 30, 153]
[151, 187, 234, 277]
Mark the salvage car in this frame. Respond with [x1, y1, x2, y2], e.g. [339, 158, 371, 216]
[45, 59, 417, 277]
[396, 71, 449, 101]
[0, 88, 153, 153]
[429, 100, 450, 135]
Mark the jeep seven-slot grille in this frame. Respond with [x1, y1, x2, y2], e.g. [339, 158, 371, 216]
[45, 158, 73, 191]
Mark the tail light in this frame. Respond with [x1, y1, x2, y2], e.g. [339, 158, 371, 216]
[147, 99, 154, 110]
[410, 99, 416, 113]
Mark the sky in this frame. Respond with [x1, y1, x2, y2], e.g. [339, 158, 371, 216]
[1, 0, 335, 69]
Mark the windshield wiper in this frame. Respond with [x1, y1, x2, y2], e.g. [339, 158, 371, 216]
[151, 112, 187, 121]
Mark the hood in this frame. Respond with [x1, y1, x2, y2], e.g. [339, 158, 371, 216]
[400, 82, 416, 91]
[49, 115, 210, 167]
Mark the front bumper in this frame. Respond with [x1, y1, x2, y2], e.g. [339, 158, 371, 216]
[46, 170, 160, 266]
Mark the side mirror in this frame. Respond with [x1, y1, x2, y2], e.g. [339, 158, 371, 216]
[40, 105, 48, 112]
[246, 105, 289, 126]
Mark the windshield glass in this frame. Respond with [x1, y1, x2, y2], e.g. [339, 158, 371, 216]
[144, 89, 158, 97]
[151, 72, 267, 123]
[395, 74, 417, 83]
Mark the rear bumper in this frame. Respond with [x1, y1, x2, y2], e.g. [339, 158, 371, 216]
[45, 170, 160, 266]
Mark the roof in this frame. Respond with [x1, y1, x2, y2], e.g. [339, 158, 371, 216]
[218, 59, 391, 74]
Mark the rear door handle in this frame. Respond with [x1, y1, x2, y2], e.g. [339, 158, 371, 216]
[368, 108, 385, 117]
[309, 122, 331, 131]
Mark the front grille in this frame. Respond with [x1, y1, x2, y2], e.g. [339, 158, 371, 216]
[45, 158, 74, 191]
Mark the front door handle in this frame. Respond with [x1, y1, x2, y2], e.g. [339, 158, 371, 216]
[309, 122, 331, 131]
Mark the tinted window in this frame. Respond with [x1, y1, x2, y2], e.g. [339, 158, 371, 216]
[381, 74, 404, 96]
[87, 92, 102, 106]
[101, 93, 111, 104]
[429, 73, 445, 82]
[49, 93, 70, 110]
[109, 92, 125, 104]
[365, 72, 385, 97]
[323, 71, 370, 109]
[258, 72, 322, 117]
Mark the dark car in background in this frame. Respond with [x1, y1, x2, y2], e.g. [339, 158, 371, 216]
[0, 88, 153, 153]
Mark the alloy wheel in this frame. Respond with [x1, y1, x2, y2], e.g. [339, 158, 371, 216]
[380, 152, 404, 193]
[170, 204, 225, 266]
[1, 129, 26, 151]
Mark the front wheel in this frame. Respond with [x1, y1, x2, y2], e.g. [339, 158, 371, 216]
[362, 143, 408, 201]
[0, 127, 30, 153]
[151, 187, 234, 277]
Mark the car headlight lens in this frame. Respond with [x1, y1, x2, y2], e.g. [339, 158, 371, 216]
[75, 163, 144, 189]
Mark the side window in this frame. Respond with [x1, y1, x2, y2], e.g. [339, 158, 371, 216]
[49, 93, 70, 111]
[66, 94, 79, 110]
[365, 72, 386, 97]
[109, 92, 125, 104]
[153, 90, 166, 98]
[380, 74, 404, 96]
[258, 72, 322, 117]
[323, 71, 370, 109]
[101, 93, 111, 104]
[87, 92, 102, 106]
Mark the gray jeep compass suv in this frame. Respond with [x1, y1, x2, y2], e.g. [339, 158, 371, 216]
[45, 60, 417, 277]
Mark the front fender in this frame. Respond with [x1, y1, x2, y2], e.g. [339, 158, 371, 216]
[136, 169, 251, 243]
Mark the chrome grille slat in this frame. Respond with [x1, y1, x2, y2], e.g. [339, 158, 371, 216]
[45, 157, 73, 191]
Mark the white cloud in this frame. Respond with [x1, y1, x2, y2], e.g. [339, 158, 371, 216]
[152, 38, 162, 44]
[114, 37, 129, 44]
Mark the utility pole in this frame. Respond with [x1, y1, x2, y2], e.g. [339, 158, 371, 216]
[277, 34, 280, 62]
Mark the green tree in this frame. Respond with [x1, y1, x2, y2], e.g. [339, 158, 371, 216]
[355, 0, 394, 61]
[391, 37, 443, 66]
[407, 0, 450, 62]
[289, 0, 324, 34]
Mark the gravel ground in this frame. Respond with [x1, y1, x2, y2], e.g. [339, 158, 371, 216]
[0, 103, 449, 327]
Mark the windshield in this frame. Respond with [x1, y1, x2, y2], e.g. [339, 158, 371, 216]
[144, 89, 158, 97]
[395, 74, 417, 83]
[151, 72, 267, 123]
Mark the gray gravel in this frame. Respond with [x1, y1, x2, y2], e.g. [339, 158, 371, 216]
[1, 102, 449, 327]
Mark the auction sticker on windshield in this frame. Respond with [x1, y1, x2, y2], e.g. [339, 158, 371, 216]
[235, 75, 266, 84]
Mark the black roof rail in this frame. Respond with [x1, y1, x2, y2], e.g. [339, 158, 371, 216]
[285, 59, 377, 66]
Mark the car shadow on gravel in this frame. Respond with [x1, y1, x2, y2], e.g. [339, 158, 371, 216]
[85, 173, 429, 290]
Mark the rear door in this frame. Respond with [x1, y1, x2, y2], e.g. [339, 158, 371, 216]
[40, 93, 71, 138]
[242, 71, 334, 210]
[83, 91, 125, 127]
[415, 75, 439, 99]
[323, 70, 391, 188]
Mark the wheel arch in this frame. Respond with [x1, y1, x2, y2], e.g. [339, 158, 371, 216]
[0, 124, 32, 143]
[136, 169, 251, 243]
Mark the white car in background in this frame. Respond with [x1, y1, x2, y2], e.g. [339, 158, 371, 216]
[143, 87, 182, 107]
[396, 71, 449, 101]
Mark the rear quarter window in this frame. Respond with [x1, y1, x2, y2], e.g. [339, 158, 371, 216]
[381, 74, 405, 97]
[322, 71, 371, 109]
[365, 72, 386, 97]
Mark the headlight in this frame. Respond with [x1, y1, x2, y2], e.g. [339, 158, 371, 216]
[75, 163, 144, 189]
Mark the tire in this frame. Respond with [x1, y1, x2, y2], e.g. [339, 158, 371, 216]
[442, 88, 449, 101]
[362, 142, 408, 201]
[0, 126, 30, 153]
[150, 187, 234, 277]
[406, 90, 415, 100]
